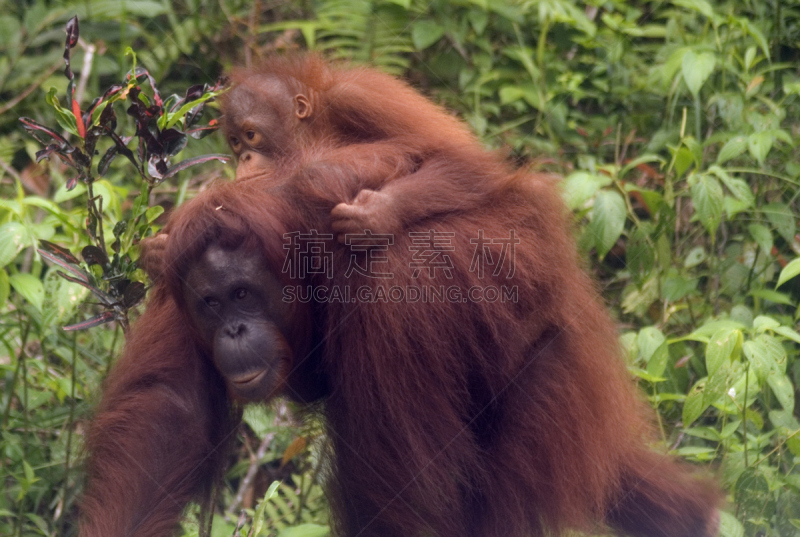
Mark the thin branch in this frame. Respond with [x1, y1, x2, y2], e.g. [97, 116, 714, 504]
[0, 62, 61, 115]
[227, 432, 275, 515]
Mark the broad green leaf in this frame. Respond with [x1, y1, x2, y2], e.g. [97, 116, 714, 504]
[716, 136, 747, 164]
[747, 224, 772, 255]
[743, 334, 785, 380]
[0, 269, 9, 307]
[498, 86, 525, 105]
[411, 21, 445, 50]
[737, 18, 771, 60]
[279, 524, 330, 537]
[748, 130, 775, 167]
[0, 222, 30, 267]
[718, 510, 745, 537]
[9, 273, 44, 312]
[703, 361, 729, 406]
[735, 470, 773, 521]
[682, 50, 716, 97]
[145, 205, 165, 224]
[768, 372, 795, 411]
[684, 246, 706, 268]
[749, 289, 793, 305]
[752, 315, 780, 332]
[673, 146, 695, 177]
[706, 328, 740, 377]
[708, 166, 754, 207]
[638, 327, 665, 361]
[626, 224, 655, 277]
[672, 0, 714, 18]
[772, 325, 800, 345]
[683, 379, 708, 426]
[560, 172, 612, 210]
[720, 419, 742, 439]
[589, 190, 626, 259]
[763, 202, 796, 244]
[689, 174, 724, 236]
[662, 274, 698, 301]
[628, 367, 666, 383]
[647, 343, 669, 379]
[680, 320, 745, 342]
[777, 258, 800, 288]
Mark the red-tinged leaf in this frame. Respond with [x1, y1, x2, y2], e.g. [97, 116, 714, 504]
[97, 146, 120, 176]
[64, 16, 79, 80]
[35, 144, 63, 163]
[82, 245, 109, 267]
[72, 99, 86, 138]
[104, 131, 141, 177]
[64, 311, 115, 331]
[19, 117, 69, 145]
[56, 270, 115, 305]
[65, 16, 79, 48]
[187, 124, 219, 140]
[38, 240, 80, 265]
[101, 83, 125, 101]
[131, 67, 163, 109]
[160, 128, 187, 156]
[123, 282, 146, 307]
[38, 248, 89, 283]
[159, 154, 230, 181]
[66, 176, 79, 190]
[185, 84, 204, 103]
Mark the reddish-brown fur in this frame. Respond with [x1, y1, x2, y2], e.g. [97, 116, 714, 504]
[80, 57, 720, 537]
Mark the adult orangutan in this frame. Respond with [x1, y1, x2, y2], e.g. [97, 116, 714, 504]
[81, 56, 720, 537]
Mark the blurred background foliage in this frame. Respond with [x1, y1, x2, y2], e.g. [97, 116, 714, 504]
[2, 0, 800, 536]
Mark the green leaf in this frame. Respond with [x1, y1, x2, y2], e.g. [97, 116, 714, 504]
[683, 320, 746, 341]
[703, 362, 729, 406]
[637, 327, 669, 378]
[682, 50, 716, 97]
[747, 224, 772, 255]
[763, 202, 796, 244]
[749, 289, 793, 306]
[683, 379, 708, 426]
[0, 269, 8, 307]
[279, 524, 330, 537]
[772, 325, 800, 345]
[743, 334, 785, 381]
[708, 166, 754, 207]
[735, 470, 773, 523]
[683, 246, 706, 268]
[411, 21, 445, 50]
[752, 315, 780, 332]
[689, 174, 724, 236]
[716, 136, 747, 164]
[777, 258, 800, 288]
[673, 146, 695, 177]
[0, 222, 30, 267]
[706, 328, 741, 377]
[662, 274, 698, 301]
[145, 205, 165, 224]
[718, 510, 745, 537]
[767, 372, 795, 411]
[9, 273, 44, 312]
[637, 327, 665, 361]
[647, 342, 670, 379]
[560, 172, 612, 210]
[748, 130, 775, 166]
[672, 0, 714, 18]
[589, 190, 626, 259]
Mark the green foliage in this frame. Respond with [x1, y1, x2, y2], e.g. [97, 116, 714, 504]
[2, 0, 800, 536]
